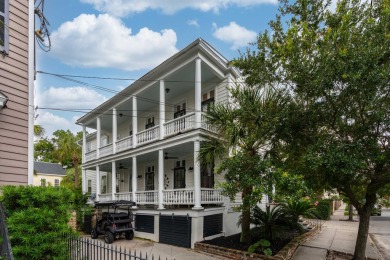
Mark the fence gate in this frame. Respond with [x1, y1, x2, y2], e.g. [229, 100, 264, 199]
[159, 214, 191, 248]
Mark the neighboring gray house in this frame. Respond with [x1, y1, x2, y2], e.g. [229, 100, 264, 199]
[0, 0, 35, 185]
[33, 162, 66, 187]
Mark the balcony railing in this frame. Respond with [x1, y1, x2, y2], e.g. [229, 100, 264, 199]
[84, 113, 215, 160]
[85, 150, 97, 162]
[201, 113, 215, 132]
[98, 193, 112, 202]
[136, 126, 159, 145]
[164, 112, 196, 136]
[136, 190, 158, 204]
[99, 144, 113, 158]
[201, 188, 224, 204]
[115, 192, 133, 201]
[116, 136, 133, 152]
[163, 189, 194, 205]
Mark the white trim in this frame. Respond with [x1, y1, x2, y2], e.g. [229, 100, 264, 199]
[0, 0, 10, 54]
[27, 0, 34, 185]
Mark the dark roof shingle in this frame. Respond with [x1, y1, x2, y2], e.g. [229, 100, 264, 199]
[34, 162, 66, 176]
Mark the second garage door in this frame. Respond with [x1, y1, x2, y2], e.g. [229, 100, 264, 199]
[159, 214, 191, 248]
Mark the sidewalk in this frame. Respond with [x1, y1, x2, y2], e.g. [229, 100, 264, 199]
[291, 204, 382, 260]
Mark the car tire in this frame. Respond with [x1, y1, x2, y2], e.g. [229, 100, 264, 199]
[105, 231, 114, 244]
[125, 230, 134, 240]
[91, 228, 98, 239]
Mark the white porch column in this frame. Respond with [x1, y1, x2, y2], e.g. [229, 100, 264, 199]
[82, 169, 87, 194]
[132, 97, 137, 148]
[158, 149, 165, 210]
[132, 157, 137, 205]
[193, 140, 203, 210]
[195, 58, 202, 129]
[159, 79, 165, 139]
[112, 161, 117, 200]
[96, 117, 101, 159]
[112, 108, 117, 154]
[82, 125, 87, 164]
[96, 165, 100, 201]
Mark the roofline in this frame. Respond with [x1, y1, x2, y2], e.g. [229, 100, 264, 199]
[76, 38, 239, 125]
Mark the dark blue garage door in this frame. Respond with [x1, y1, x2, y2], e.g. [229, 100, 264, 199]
[159, 214, 191, 248]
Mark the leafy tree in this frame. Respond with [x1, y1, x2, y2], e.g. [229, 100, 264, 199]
[199, 85, 287, 243]
[34, 137, 57, 162]
[52, 130, 83, 188]
[232, 0, 389, 258]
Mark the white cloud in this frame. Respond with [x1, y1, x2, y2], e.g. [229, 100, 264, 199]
[35, 112, 81, 138]
[51, 14, 178, 71]
[81, 0, 277, 17]
[187, 19, 200, 28]
[36, 86, 108, 109]
[212, 22, 257, 49]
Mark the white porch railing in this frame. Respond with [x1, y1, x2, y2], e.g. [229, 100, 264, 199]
[201, 113, 215, 132]
[163, 189, 194, 205]
[201, 188, 224, 204]
[164, 112, 196, 136]
[99, 144, 113, 157]
[136, 190, 158, 204]
[85, 150, 97, 162]
[115, 192, 133, 201]
[98, 194, 112, 202]
[116, 136, 133, 152]
[136, 126, 159, 145]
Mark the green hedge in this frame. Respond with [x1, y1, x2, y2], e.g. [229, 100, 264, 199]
[1, 186, 75, 260]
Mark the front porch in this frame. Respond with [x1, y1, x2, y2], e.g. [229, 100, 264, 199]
[98, 188, 224, 206]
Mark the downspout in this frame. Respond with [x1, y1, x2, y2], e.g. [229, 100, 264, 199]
[27, 0, 35, 185]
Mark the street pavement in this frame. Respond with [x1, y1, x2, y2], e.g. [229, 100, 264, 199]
[369, 207, 390, 259]
[291, 204, 385, 260]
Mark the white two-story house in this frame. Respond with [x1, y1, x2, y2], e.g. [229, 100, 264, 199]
[77, 38, 244, 248]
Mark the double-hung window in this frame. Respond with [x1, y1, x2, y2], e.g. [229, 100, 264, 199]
[0, 0, 9, 54]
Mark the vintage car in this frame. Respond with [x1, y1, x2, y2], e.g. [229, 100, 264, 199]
[91, 200, 136, 244]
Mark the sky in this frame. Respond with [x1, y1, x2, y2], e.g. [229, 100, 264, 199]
[34, 0, 283, 137]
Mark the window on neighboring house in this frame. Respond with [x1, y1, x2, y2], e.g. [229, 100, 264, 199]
[174, 102, 186, 118]
[145, 116, 155, 129]
[87, 141, 92, 152]
[87, 180, 92, 193]
[201, 90, 215, 112]
[40, 179, 46, 187]
[0, 0, 9, 54]
[54, 179, 60, 187]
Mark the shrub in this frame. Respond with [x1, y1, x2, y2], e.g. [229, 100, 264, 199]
[312, 199, 332, 220]
[1, 186, 75, 260]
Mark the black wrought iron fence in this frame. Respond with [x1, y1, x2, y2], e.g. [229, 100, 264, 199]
[66, 235, 171, 260]
[0, 203, 13, 260]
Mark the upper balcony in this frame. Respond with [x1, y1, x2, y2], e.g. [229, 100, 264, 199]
[77, 39, 241, 164]
[84, 111, 213, 162]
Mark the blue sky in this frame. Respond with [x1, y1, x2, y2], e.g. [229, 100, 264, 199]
[35, 0, 282, 137]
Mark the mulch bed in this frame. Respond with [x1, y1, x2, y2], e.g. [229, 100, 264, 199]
[200, 231, 300, 255]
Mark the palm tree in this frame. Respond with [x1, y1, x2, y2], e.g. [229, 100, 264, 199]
[34, 125, 45, 138]
[53, 130, 81, 188]
[199, 85, 288, 243]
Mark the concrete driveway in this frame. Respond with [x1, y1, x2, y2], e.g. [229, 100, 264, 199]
[86, 236, 219, 260]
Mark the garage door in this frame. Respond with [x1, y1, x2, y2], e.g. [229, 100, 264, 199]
[159, 214, 191, 248]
